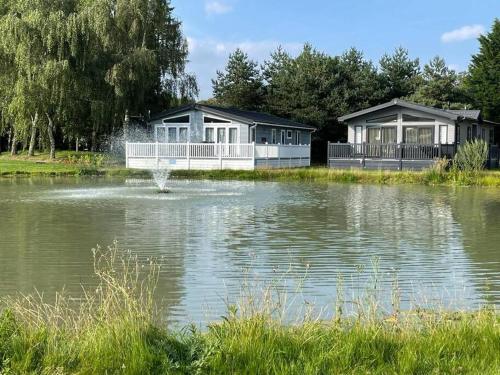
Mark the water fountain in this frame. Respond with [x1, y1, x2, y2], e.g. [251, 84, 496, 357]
[152, 168, 171, 193]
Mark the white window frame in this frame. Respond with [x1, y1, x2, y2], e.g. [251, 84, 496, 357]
[439, 125, 448, 144]
[287, 130, 293, 139]
[280, 130, 286, 144]
[271, 129, 277, 144]
[354, 126, 363, 144]
[202, 114, 238, 144]
[155, 114, 191, 143]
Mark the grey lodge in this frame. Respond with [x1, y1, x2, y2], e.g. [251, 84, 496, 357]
[329, 99, 500, 170]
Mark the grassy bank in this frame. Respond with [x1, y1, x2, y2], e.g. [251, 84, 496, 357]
[2, 152, 500, 186]
[0, 245, 498, 374]
[0, 151, 150, 178]
[173, 167, 500, 186]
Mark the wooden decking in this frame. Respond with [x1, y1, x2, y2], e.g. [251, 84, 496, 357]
[126, 142, 311, 170]
[328, 143, 499, 171]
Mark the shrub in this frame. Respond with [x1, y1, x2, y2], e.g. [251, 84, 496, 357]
[453, 139, 489, 172]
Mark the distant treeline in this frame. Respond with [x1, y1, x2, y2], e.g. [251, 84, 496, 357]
[209, 19, 500, 149]
[0, 0, 197, 157]
[0, 2, 498, 158]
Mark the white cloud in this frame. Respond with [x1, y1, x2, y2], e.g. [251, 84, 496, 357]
[441, 24, 485, 43]
[186, 37, 302, 99]
[205, 1, 232, 15]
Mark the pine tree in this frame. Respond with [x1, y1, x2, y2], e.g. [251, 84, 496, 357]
[410, 56, 467, 108]
[212, 49, 263, 110]
[466, 19, 500, 121]
[379, 47, 421, 100]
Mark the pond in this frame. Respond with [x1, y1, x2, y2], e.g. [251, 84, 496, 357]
[0, 177, 499, 325]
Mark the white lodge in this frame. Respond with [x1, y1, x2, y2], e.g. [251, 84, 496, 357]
[329, 99, 499, 170]
[126, 104, 315, 170]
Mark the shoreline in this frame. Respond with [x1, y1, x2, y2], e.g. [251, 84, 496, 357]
[2, 156, 500, 186]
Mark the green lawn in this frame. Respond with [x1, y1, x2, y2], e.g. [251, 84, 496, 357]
[0, 151, 149, 177]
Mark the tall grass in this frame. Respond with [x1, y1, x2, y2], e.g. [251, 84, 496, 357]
[453, 139, 489, 173]
[0, 245, 499, 374]
[171, 167, 500, 187]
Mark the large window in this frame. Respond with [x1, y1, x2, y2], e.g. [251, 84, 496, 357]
[403, 114, 435, 123]
[366, 114, 398, 124]
[163, 115, 190, 124]
[204, 116, 230, 123]
[295, 131, 301, 145]
[404, 127, 433, 144]
[179, 127, 188, 143]
[367, 127, 396, 143]
[217, 128, 226, 143]
[467, 126, 472, 141]
[281, 130, 286, 144]
[205, 127, 215, 143]
[229, 128, 238, 144]
[168, 127, 177, 142]
[271, 129, 277, 144]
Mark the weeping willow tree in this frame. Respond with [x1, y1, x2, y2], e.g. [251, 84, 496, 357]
[0, 0, 197, 156]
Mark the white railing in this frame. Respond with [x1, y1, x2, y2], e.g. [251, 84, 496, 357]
[255, 144, 311, 159]
[126, 142, 255, 160]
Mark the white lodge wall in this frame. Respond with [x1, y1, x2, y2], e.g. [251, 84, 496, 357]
[347, 108, 456, 144]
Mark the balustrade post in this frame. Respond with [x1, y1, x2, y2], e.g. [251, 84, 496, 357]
[219, 143, 223, 170]
[125, 142, 129, 168]
[155, 142, 159, 169]
[252, 142, 256, 169]
[187, 142, 191, 170]
[399, 143, 403, 171]
[362, 142, 366, 168]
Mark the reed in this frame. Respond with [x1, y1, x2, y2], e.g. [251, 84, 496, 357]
[0, 245, 499, 374]
[172, 167, 500, 187]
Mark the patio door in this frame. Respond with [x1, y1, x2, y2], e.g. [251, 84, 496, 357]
[281, 130, 286, 144]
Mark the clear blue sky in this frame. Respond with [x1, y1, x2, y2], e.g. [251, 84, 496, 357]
[172, 0, 498, 99]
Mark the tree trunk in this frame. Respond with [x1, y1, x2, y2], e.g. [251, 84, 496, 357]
[10, 134, 17, 156]
[45, 112, 56, 159]
[28, 112, 39, 157]
[91, 125, 97, 152]
[75, 137, 79, 152]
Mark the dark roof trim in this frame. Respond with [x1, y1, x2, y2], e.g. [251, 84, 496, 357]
[338, 99, 479, 122]
[483, 119, 500, 126]
[149, 104, 316, 130]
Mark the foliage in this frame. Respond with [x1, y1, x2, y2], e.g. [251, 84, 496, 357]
[465, 19, 500, 123]
[379, 47, 421, 100]
[453, 139, 490, 172]
[0, 244, 498, 374]
[409, 56, 468, 108]
[212, 49, 264, 110]
[0, 0, 197, 156]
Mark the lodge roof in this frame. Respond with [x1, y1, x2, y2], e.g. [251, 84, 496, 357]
[338, 99, 496, 124]
[149, 104, 316, 130]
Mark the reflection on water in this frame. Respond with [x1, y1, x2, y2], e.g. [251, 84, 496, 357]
[0, 177, 499, 324]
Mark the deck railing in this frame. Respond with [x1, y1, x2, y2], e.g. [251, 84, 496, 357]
[328, 143, 457, 160]
[127, 142, 255, 160]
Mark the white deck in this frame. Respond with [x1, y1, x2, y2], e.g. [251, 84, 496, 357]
[126, 142, 311, 170]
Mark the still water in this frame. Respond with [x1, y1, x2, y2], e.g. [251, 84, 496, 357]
[0, 177, 499, 324]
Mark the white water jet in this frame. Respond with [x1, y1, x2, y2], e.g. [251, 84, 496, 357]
[152, 168, 171, 193]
